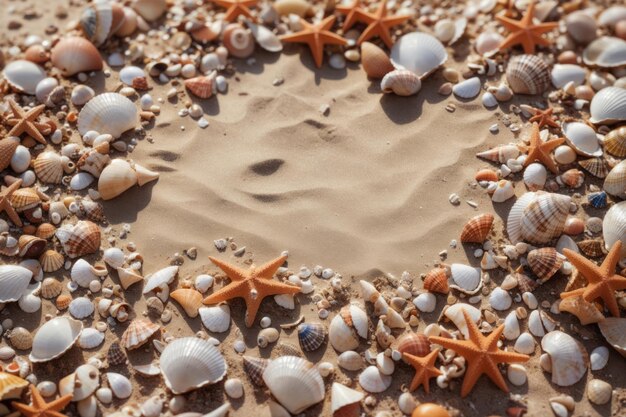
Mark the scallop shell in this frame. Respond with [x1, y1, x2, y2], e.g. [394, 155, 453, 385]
[132, 0, 167, 22]
[587, 191, 608, 209]
[0, 265, 33, 303]
[550, 64, 586, 89]
[107, 341, 127, 365]
[559, 295, 604, 325]
[361, 41, 394, 79]
[579, 157, 609, 178]
[0, 137, 20, 172]
[562, 122, 602, 157]
[106, 372, 132, 399]
[541, 330, 588, 386]
[476, 144, 520, 163]
[69, 297, 95, 319]
[30, 317, 83, 362]
[358, 365, 391, 393]
[450, 263, 481, 293]
[587, 379, 612, 405]
[337, 351, 364, 371]
[117, 267, 144, 290]
[603, 201, 626, 259]
[143, 265, 178, 293]
[583, 36, 626, 68]
[524, 162, 547, 191]
[604, 159, 626, 198]
[598, 317, 626, 357]
[262, 356, 324, 414]
[604, 126, 626, 158]
[297, 323, 326, 351]
[394, 332, 430, 357]
[505, 55, 550, 95]
[460, 213, 494, 243]
[331, 382, 364, 416]
[184, 75, 214, 99]
[0, 372, 28, 400]
[199, 305, 231, 333]
[390, 32, 447, 78]
[39, 250, 64, 273]
[243, 356, 269, 386]
[577, 239, 605, 258]
[452, 77, 481, 99]
[121, 318, 159, 350]
[2, 60, 46, 94]
[159, 337, 227, 394]
[56, 220, 101, 258]
[78, 328, 105, 349]
[507, 191, 571, 245]
[170, 288, 203, 318]
[98, 159, 138, 200]
[40, 277, 63, 299]
[527, 247, 563, 282]
[245, 20, 282, 52]
[51, 37, 103, 76]
[443, 303, 481, 339]
[328, 305, 368, 353]
[78, 93, 138, 138]
[10, 187, 41, 212]
[423, 267, 449, 294]
[380, 70, 421, 96]
[590, 86, 626, 124]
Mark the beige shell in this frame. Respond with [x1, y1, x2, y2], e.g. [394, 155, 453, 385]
[55, 220, 101, 258]
[117, 267, 144, 290]
[579, 157, 609, 178]
[598, 317, 626, 357]
[80, 199, 106, 223]
[132, 0, 167, 22]
[262, 356, 324, 414]
[30, 317, 83, 362]
[170, 288, 203, 318]
[121, 318, 159, 350]
[507, 191, 571, 245]
[587, 379, 612, 405]
[9, 327, 33, 350]
[361, 42, 394, 79]
[559, 295, 604, 325]
[0, 372, 28, 400]
[78, 93, 138, 139]
[10, 187, 41, 212]
[98, 159, 138, 200]
[541, 330, 588, 386]
[604, 159, 626, 198]
[331, 382, 364, 416]
[223, 24, 255, 59]
[33, 152, 64, 184]
[476, 144, 520, 163]
[381, 70, 421, 96]
[39, 250, 64, 273]
[40, 277, 63, 299]
[77, 145, 111, 178]
[460, 213, 494, 243]
[0, 137, 20, 172]
[51, 37, 103, 76]
[505, 54, 551, 95]
[604, 126, 626, 158]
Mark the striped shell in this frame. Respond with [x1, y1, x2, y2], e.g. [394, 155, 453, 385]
[579, 157, 609, 178]
[80, 200, 106, 223]
[0, 372, 28, 400]
[78, 93, 138, 138]
[51, 37, 103, 76]
[80, 1, 123, 45]
[297, 323, 326, 352]
[121, 318, 159, 350]
[423, 267, 449, 294]
[527, 247, 563, 281]
[541, 330, 588, 386]
[590, 86, 626, 124]
[505, 55, 550, 95]
[380, 70, 421, 96]
[40, 277, 63, 299]
[39, 250, 64, 272]
[460, 213, 494, 243]
[394, 332, 430, 357]
[603, 201, 626, 259]
[390, 32, 447, 78]
[30, 317, 83, 362]
[243, 356, 269, 386]
[604, 159, 626, 198]
[507, 192, 571, 245]
[55, 220, 101, 258]
[0, 265, 33, 303]
[56, 294, 72, 310]
[587, 191, 608, 208]
[577, 239, 605, 257]
[33, 152, 64, 184]
[604, 126, 626, 157]
[170, 288, 203, 318]
[598, 317, 626, 357]
[184, 76, 214, 99]
[18, 235, 46, 258]
[559, 295, 604, 325]
[10, 188, 40, 212]
[361, 41, 394, 79]
[0, 137, 19, 172]
[107, 341, 127, 365]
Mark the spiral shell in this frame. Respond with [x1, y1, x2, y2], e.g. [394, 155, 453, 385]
[505, 55, 550, 95]
[78, 93, 138, 138]
[381, 70, 421, 96]
[98, 159, 138, 200]
[107, 341, 127, 365]
[223, 23, 255, 59]
[243, 356, 269, 386]
[476, 144, 520, 163]
[51, 37, 103, 76]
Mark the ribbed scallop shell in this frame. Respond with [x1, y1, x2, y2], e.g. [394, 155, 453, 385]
[55, 220, 101, 258]
[33, 151, 64, 184]
[603, 201, 626, 259]
[559, 295, 604, 325]
[505, 55, 550, 95]
[394, 332, 430, 357]
[527, 247, 563, 281]
[297, 323, 326, 351]
[507, 192, 571, 245]
[170, 288, 203, 318]
[590, 86, 626, 124]
[361, 41, 393, 79]
[40, 277, 63, 299]
[2, 60, 46, 95]
[30, 317, 83, 362]
[390, 32, 447, 77]
[78, 328, 105, 349]
[460, 213, 494, 243]
[56, 294, 72, 310]
[604, 126, 626, 157]
[380, 70, 421, 96]
[423, 267, 449, 294]
[10, 187, 40, 212]
[198, 305, 231, 333]
[604, 159, 626, 198]
[184, 76, 214, 99]
[69, 296, 95, 319]
[0, 137, 19, 172]
[160, 337, 227, 394]
[80, 200, 106, 223]
[450, 263, 481, 292]
[39, 250, 64, 273]
[579, 157, 609, 178]
[51, 37, 103, 76]
[107, 341, 127, 365]
[577, 239, 605, 258]
[587, 191, 608, 209]
[0, 265, 33, 303]
[121, 318, 159, 350]
[583, 36, 626, 68]
[262, 356, 324, 414]
[0, 372, 28, 400]
[98, 159, 138, 200]
[78, 93, 138, 138]
[243, 356, 269, 386]
[541, 330, 588, 386]
[598, 317, 626, 357]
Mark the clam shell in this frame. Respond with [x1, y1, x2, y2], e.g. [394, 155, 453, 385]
[160, 337, 227, 394]
[423, 267, 449, 294]
[562, 122, 602, 157]
[381, 70, 421, 96]
[358, 365, 391, 393]
[475, 31, 503, 56]
[51, 37, 103, 76]
[0, 265, 33, 303]
[0, 372, 28, 400]
[243, 356, 269, 386]
[489, 287, 512, 310]
[69, 297, 95, 319]
[78, 93, 138, 138]
[103, 247, 124, 269]
[106, 372, 132, 399]
[599, 6, 626, 27]
[331, 382, 364, 416]
[541, 330, 588, 386]
[297, 323, 326, 351]
[337, 351, 364, 371]
[460, 213, 494, 243]
[133, 362, 160, 377]
[413, 292, 436, 312]
[603, 201, 626, 259]
[550, 64, 586, 89]
[98, 159, 138, 200]
[328, 305, 368, 352]
[394, 332, 430, 357]
[505, 55, 550, 95]
[604, 159, 626, 198]
[598, 317, 626, 357]
[40, 277, 63, 299]
[361, 41, 394, 79]
[507, 191, 571, 245]
[514, 332, 535, 354]
[583, 36, 626, 68]
[78, 328, 105, 349]
[559, 295, 604, 325]
[80, 1, 119, 46]
[55, 220, 101, 258]
[2, 60, 46, 94]
[262, 356, 324, 414]
[170, 288, 203, 318]
[443, 303, 480, 338]
[524, 162, 547, 191]
[452, 77, 481, 99]
[604, 126, 626, 158]
[390, 32, 447, 78]
[527, 247, 563, 282]
[121, 318, 159, 350]
[450, 263, 481, 293]
[590, 346, 609, 370]
[199, 305, 231, 333]
[579, 157, 609, 178]
[35, 77, 58, 103]
[590, 86, 626, 124]
[245, 20, 282, 52]
[503, 311, 520, 340]
[143, 265, 178, 293]
[30, 317, 83, 362]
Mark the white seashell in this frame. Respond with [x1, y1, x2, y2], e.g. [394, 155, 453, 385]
[554, 145, 577, 165]
[599, 6, 626, 27]
[503, 311, 520, 340]
[160, 337, 227, 394]
[507, 364, 527, 386]
[71, 85, 96, 106]
[590, 86, 626, 124]
[482, 92, 498, 108]
[489, 287, 512, 310]
[523, 163, 547, 191]
[590, 346, 609, 370]
[140, 396, 163, 417]
[434, 19, 456, 43]
[452, 77, 481, 99]
[68, 364, 100, 401]
[380, 70, 421, 96]
[132, 362, 160, 377]
[103, 247, 125, 269]
[78, 93, 138, 139]
[598, 317, 626, 357]
[199, 305, 231, 333]
[274, 293, 294, 309]
[390, 32, 447, 77]
[562, 122, 602, 157]
[551, 64, 586, 89]
[331, 382, 364, 415]
[450, 264, 481, 292]
[583, 37, 626, 68]
[78, 328, 105, 349]
[69, 297, 95, 319]
[587, 379, 612, 405]
[514, 332, 535, 354]
[11, 145, 31, 173]
[30, 317, 83, 362]
[98, 159, 138, 200]
[475, 31, 503, 56]
[120, 66, 146, 86]
[37, 380, 57, 397]
[0, 346, 16, 360]
[194, 274, 214, 293]
[223, 378, 244, 399]
[106, 372, 132, 399]
[528, 309, 545, 336]
[603, 202, 626, 259]
[328, 305, 368, 352]
[541, 330, 588, 386]
[337, 350, 364, 371]
[70, 172, 95, 191]
[604, 160, 626, 199]
[443, 303, 481, 338]
[36, 77, 59, 103]
[0, 265, 33, 303]
[143, 265, 178, 293]
[262, 356, 324, 414]
[71, 259, 106, 288]
[18, 283, 41, 313]
[413, 292, 436, 313]
[95, 388, 112, 404]
[2, 60, 46, 94]
[245, 20, 282, 52]
[376, 352, 394, 375]
[358, 365, 391, 393]
[491, 179, 515, 202]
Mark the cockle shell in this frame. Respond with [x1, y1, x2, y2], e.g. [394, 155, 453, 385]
[562, 122, 602, 157]
[121, 318, 159, 350]
[583, 37, 626, 68]
[245, 20, 282, 52]
[0, 372, 28, 400]
[170, 288, 203, 318]
[394, 332, 431, 357]
[476, 144, 519, 163]
[297, 323, 326, 351]
[199, 305, 231, 333]
[507, 192, 571, 245]
[604, 159, 626, 198]
[0, 265, 33, 303]
[390, 32, 447, 78]
[30, 317, 83, 362]
[69, 297, 95, 319]
[132, 0, 167, 22]
[78, 328, 105, 349]
[331, 382, 364, 417]
[358, 365, 391, 393]
[40, 277, 63, 299]
[98, 159, 138, 200]
[604, 126, 626, 158]
[262, 356, 324, 414]
[143, 265, 178, 293]
[11, 187, 40, 212]
[579, 157, 609, 178]
[541, 331, 588, 386]
[361, 41, 394, 79]
[577, 239, 605, 257]
[590, 86, 626, 124]
[550, 64, 586, 89]
[527, 247, 563, 282]
[587, 379, 612, 405]
[78, 93, 138, 138]
[160, 337, 227, 394]
[337, 351, 364, 371]
[55, 220, 100, 258]
[0, 137, 19, 172]
[33, 152, 64, 184]
[559, 295, 604, 325]
[380, 70, 421, 96]
[51, 37, 103, 76]
[460, 213, 494, 243]
[452, 77, 481, 99]
[598, 317, 626, 357]
[328, 304, 368, 352]
[423, 267, 449, 294]
[450, 264, 481, 293]
[443, 303, 480, 338]
[184, 75, 214, 99]
[603, 201, 626, 259]
[505, 55, 550, 95]
[9, 327, 32, 350]
[2, 60, 46, 94]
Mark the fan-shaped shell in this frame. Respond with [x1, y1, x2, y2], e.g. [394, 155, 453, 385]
[590, 86, 626, 124]
[297, 323, 326, 351]
[527, 247, 563, 281]
[562, 122, 602, 157]
[604, 126, 626, 158]
[69, 296, 95, 319]
[33, 152, 64, 183]
[507, 192, 571, 245]
[30, 317, 83, 362]
[598, 317, 626, 357]
[0, 265, 33, 303]
[184, 75, 214, 99]
[450, 263, 481, 292]
[579, 157, 609, 178]
[0, 372, 28, 400]
[587, 191, 608, 208]
[51, 37, 103, 76]
[583, 36, 626, 68]
[10, 187, 40, 212]
[460, 213, 494, 243]
[0, 137, 20, 172]
[604, 159, 626, 198]
[380, 70, 421, 96]
[361, 41, 393, 79]
[358, 365, 391, 393]
[577, 239, 605, 258]
[98, 159, 138, 200]
[262, 356, 324, 414]
[2, 60, 46, 94]
[160, 337, 227, 394]
[40, 277, 63, 299]
[78, 93, 138, 138]
[107, 341, 127, 365]
[55, 220, 101, 258]
[390, 32, 447, 78]
[199, 305, 231, 333]
[170, 288, 203, 318]
[603, 201, 626, 259]
[505, 55, 550, 95]
[121, 318, 159, 350]
[39, 250, 64, 273]
[559, 295, 604, 325]
[423, 267, 449, 294]
[541, 330, 588, 386]
[78, 328, 105, 349]
[394, 332, 430, 357]
[331, 382, 364, 416]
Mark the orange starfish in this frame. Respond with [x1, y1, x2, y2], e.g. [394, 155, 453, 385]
[203, 254, 300, 327]
[496, 0, 558, 54]
[529, 106, 559, 130]
[356, 0, 410, 48]
[280, 16, 347, 68]
[403, 349, 442, 393]
[5, 99, 47, 144]
[520, 122, 564, 174]
[561, 241, 626, 317]
[211, 0, 257, 22]
[429, 310, 529, 397]
[12, 385, 73, 417]
[0, 179, 23, 227]
[335, 0, 367, 31]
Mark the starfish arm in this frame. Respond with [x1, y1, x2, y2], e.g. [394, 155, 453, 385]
[202, 280, 251, 305]
[25, 125, 47, 144]
[10, 403, 36, 415]
[208, 256, 248, 281]
[254, 278, 301, 297]
[533, 22, 558, 32]
[48, 394, 73, 412]
[243, 292, 264, 327]
[563, 249, 604, 284]
[491, 350, 530, 363]
[383, 15, 410, 26]
[1, 202, 23, 226]
[320, 15, 338, 31]
[560, 287, 586, 299]
[428, 337, 477, 359]
[498, 32, 524, 51]
[280, 31, 315, 43]
[585, 284, 621, 317]
[483, 357, 510, 393]
[256, 255, 288, 279]
[495, 15, 523, 31]
[224, 6, 252, 22]
[460, 359, 485, 397]
[319, 32, 348, 46]
[30, 385, 46, 408]
[357, 23, 383, 46]
[463, 309, 484, 346]
[601, 241, 622, 277]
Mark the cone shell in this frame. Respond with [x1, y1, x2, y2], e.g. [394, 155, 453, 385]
[243, 356, 269, 386]
[0, 265, 33, 303]
[361, 42, 393, 79]
[0, 372, 28, 400]
[0, 137, 19, 172]
[29, 317, 83, 362]
[476, 144, 519, 163]
[78, 93, 138, 138]
[55, 220, 100, 258]
[541, 330, 588, 386]
[262, 356, 325, 414]
[297, 322, 326, 351]
[116, 267, 143, 290]
[423, 267, 449, 294]
[390, 32, 447, 78]
[590, 86, 626, 124]
[527, 247, 563, 281]
[604, 159, 626, 198]
[598, 317, 626, 357]
[170, 288, 203, 318]
[223, 23, 255, 59]
[51, 37, 103, 76]
[507, 191, 571, 245]
[98, 159, 138, 200]
[380, 70, 421, 96]
[184, 75, 214, 99]
[394, 332, 430, 357]
[579, 157, 609, 178]
[331, 382, 364, 416]
[107, 341, 127, 365]
[121, 318, 159, 350]
[33, 151, 64, 184]
[460, 213, 494, 243]
[603, 201, 626, 259]
[505, 55, 550, 95]
[559, 295, 604, 325]
[160, 337, 227, 394]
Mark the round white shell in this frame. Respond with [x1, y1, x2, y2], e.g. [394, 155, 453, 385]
[3, 60, 46, 94]
[78, 328, 105, 349]
[541, 330, 588, 386]
[583, 36, 626, 68]
[562, 122, 602, 157]
[390, 32, 447, 78]
[199, 305, 231, 333]
[69, 296, 95, 319]
[452, 77, 481, 99]
[78, 93, 139, 138]
[0, 265, 33, 303]
[30, 317, 83, 362]
[358, 365, 391, 393]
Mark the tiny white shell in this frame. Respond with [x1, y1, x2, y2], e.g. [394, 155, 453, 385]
[590, 346, 609, 370]
[106, 372, 132, 399]
[358, 365, 391, 393]
[69, 297, 95, 319]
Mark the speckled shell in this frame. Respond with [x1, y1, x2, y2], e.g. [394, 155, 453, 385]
[559, 295, 604, 325]
[603, 201, 626, 259]
[170, 288, 203, 318]
[33, 151, 64, 184]
[262, 356, 324, 414]
[541, 330, 588, 386]
[361, 42, 394, 79]
[394, 332, 431, 357]
[527, 248, 563, 281]
[507, 192, 571, 245]
[380, 70, 421, 96]
[29, 317, 83, 362]
[460, 213, 494, 243]
[107, 341, 127, 365]
[51, 37, 103, 76]
[55, 220, 101, 258]
[390, 32, 447, 78]
[297, 323, 326, 352]
[184, 76, 214, 99]
[604, 159, 626, 198]
[78, 93, 138, 138]
[80, 200, 106, 223]
[120, 318, 159, 350]
[590, 86, 626, 124]
[243, 356, 269, 386]
[423, 267, 449, 294]
[598, 317, 626, 357]
[505, 54, 550, 95]
[9, 327, 33, 350]
[579, 157, 609, 178]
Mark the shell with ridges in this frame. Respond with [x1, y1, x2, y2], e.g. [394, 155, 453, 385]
[380, 70, 421, 96]
[55, 221, 100, 258]
[199, 305, 231, 333]
[507, 191, 571, 245]
[184, 75, 214, 99]
[33, 151, 64, 184]
[0, 372, 28, 400]
[262, 356, 324, 414]
[598, 317, 626, 357]
[107, 341, 127, 365]
[69, 297, 95, 319]
[78, 93, 138, 138]
[394, 332, 430, 357]
[460, 213, 494, 243]
[527, 247, 563, 282]
[505, 55, 550, 95]
[604, 126, 626, 157]
[30, 317, 83, 362]
[0, 137, 20, 172]
[476, 144, 519, 163]
[604, 159, 626, 198]
[358, 365, 391, 393]
[297, 322, 326, 351]
[541, 330, 588, 386]
[450, 263, 481, 293]
[590, 86, 626, 124]
[116, 267, 144, 290]
[78, 328, 105, 349]
[603, 202, 626, 259]
[121, 318, 159, 350]
[51, 37, 103, 76]
[331, 382, 364, 416]
[390, 32, 447, 78]
[171, 288, 203, 318]
[0, 265, 33, 303]
[39, 250, 64, 273]
[423, 267, 449, 294]
[243, 356, 269, 386]
[143, 265, 178, 293]
[40, 277, 63, 299]
[583, 36, 626, 68]
[579, 157, 609, 178]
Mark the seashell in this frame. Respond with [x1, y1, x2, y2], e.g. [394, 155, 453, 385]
[598, 317, 626, 357]
[328, 305, 368, 352]
[590, 86, 626, 124]
[358, 365, 391, 393]
[559, 169, 585, 189]
[69, 297, 95, 319]
[394, 332, 430, 357]
[359, 280, 388, 316]
[51, 37, 102, 76]
[107, 341, 127, 365]
[274, 0, 313, 16]
[587, 379, 612, 405]
[244, 20, 282, 52]
[79, 200, 106, 223]
[121, 318, 159, 350]
[554, 145, 577, 165]
[262, 356, 324, 413]
[452, 77, 481, 99]
[184, 75, 214, 99]
[603, 202, 626, 259]
[562, 122, 602, 157]
[0, 265, 33, 303]
[103, 247, 124, 269]
[17, 235, 45, 258]
[198, 304, 231, 333]
[77, 149, 110, 179]
[577, 239, 605, 258]
[541, 330, 588, 386]
[331, 382, 364, 416]
[170, 288, 203, 318]
[40, 277, 63, 299]
[559, 295, 604, 325]
[505, 55, 550, 95]
[132, 0, 167, 22]
[33, 152, 63, 184]
[590, 346, 609, 371]
[423, 267, 449, 294]
[507, 364, 527, 386]
[0, 137, 20, 172]
[297, 323, 326, 351]
[443, 303, 481, 339]
[80, 1, 123, 46]
[604, 159, 626, 198]
[550, 64, 586, 89]
[503, 311, 520, 340]
[599, 6, 626, 27]
[527, 247, 563, 282]
[583, 37, 626, 68]
[30, 317, 83, 362]
[2, 60, 46, 94]
[71, 258, 105, 288]
[337, 351, 364, 371]
[380, 70, 421, 96]
[119, 67, 145, 88]
[18, 282, 41, 313]
[98, 159, 138, 200]
[78, 328, 105, 349]
[413, 292, 436, 312]
[257, 327, 280, 348]
[524, 162, 547, 191]
[0, 372, 28, 400]
[489, 287, 512, 310]
[36, 223, 57, 240]
[587, 191, 608, 209]
[604, 126, 626, 158]
[35, 77, 59, 103]
[475, 31, 503, 56]
[450, 263, 481, 293]
[78, 93, 138, 138]
[460, 213, 494, 243]
[116, 267, 143, 290]
[243, 356, 269, 386]
[143, 265, 178, 293]
[39, 250, 64, 274]
[195, 274, 214, 293]
[360, 41, 393, 79]
[507, 191, 571, 245]
[476, 144, 519, 163]
[133, 163, 159, 186]
[133, 362, 160, 377]
[514, 332, 535, 355]
[106, 372, 132, 399]
[9, 327, 33, 350]
[71, 84, 96, 106]
[579, 157, 608, 179]
[223, 23, 255, 59]
[565, 11, 597, 44]
[390, 32, 447, 78]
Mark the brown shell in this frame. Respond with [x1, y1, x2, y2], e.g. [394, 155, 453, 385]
[40, 277, 63, 299]
[170, 288, 203, 318]
[36, 223, 56, 239]
[55, 294, 72, 310]
[423, 267, 449, 294]
[527, 247, 563, 281]
[184, 76, 213, 99]
[10, 188, 41, 212]
[0, 138, 19, 171]
[131, 76, 149, 90]
[9, 327, 33, 350]
[107, 341, 127, 366]
[560, 169, 585, 188]
[516, 271, 539, 293]
[33, 152, 64, 184]
[55, 220, 101, 258]
[460, 213, 494, 243]
[505, 54, 550, 95]
[39, 249, 64, 273]
[18, 235, 46, 258]
[604, 126, 626, 158]
[475, 168, 499, 182]
[559, 295, 604, 325]
[80, 200, 106, 223]
[395, 332, 431, 357]
[361, 41, 394, 79]
[577, 239, 606, 258]
[242, 356, 269, 386]
[579, 158, 609, 178]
